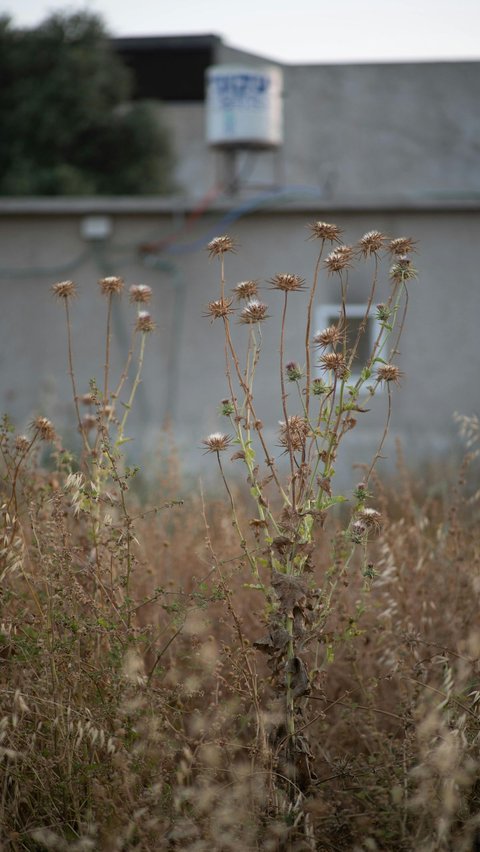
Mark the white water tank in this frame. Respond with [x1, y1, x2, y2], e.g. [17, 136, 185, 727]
[206, 65, 283, 149]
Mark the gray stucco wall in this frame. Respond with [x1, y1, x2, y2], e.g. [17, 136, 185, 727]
[0, 200, 478, 484]
[162, 59, 480, 203]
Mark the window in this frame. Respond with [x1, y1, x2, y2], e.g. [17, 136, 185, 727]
[314, 303, 381, 381]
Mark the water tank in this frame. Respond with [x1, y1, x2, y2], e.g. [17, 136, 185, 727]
[206, 65, 283, 149]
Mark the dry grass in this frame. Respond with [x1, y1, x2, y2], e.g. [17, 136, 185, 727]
[1, 428, 480, 851]
[2, 230, 480, 851]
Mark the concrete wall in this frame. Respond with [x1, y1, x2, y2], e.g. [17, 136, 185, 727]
[161, 58, 480, 202]
[0, 199, 478, 483]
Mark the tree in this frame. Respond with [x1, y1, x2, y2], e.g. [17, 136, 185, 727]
[0, 13, 174, 195]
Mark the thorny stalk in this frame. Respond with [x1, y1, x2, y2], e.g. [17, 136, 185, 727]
[204, 225, 413, 800]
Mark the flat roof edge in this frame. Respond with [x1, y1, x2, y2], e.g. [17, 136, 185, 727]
[1, 196, 480, 215]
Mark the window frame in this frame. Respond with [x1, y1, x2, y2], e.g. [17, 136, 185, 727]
[313, 303, 382, 382]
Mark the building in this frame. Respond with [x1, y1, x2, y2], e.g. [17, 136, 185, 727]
[0, 35, 479, 482]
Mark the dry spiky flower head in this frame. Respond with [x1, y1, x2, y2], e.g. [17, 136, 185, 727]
[350, 519, 367, 543]
[233, 280, 258, 301]
[239, 299, 269, 324]
[268, 273, 305, 292]
[319, 352, 349, 379]
[278, 415, 310, 452]
[202, 432, 232, 453]
[99, 276, 124, 296]
[81, 414, 97, 433]
[135, 311, 156, 333]
[358, 230, 387, 257]
[51, 280, 77, 299]
[308, 221, 343, 243]
[205, 298, 234, 321]
[129, 284, 152, 304]
[207, 235, 237, 258]
[376, 364, 402, 384]
[14, 435, 30, 453]
[356, 507, 383, 530]
[390, 256, 418, 283]
[79, 393, 95, 406]
[313, 323, 344, 349]
[32, 416, 55, 442]
[324, 245, 354, 274]
[388, 236, 417, 256]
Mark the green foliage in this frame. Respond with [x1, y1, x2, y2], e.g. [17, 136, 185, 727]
[0, 12, 174, 195]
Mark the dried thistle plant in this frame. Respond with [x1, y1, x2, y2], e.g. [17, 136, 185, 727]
[201, 224, 413, 809]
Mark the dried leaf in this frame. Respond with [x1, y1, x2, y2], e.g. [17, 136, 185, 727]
[285, 655, 310, 699]
[271, 569, 308, 616]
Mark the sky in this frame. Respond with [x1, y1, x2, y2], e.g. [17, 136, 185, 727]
[2, 0, 480, 64]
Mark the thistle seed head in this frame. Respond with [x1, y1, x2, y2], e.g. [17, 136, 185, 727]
[308, 221, 343, 243]
[79, 393, 95, 406]
[32, 416, 56, 442]
[99, 276, 124, 296]
[202, 432, 232, 453]
[15, 435, 30, 453]
[390, 256, 418, 283]
[319, 352, 349, 379]
[207, 235, 237, 258]
[239, 299, 269, 324]
[278, 415, 310, 452]
[313, 323, 344, 349]
[51, 280, 77, 299]
[388, 237, 417, 256]
[376, 364, 402, 384]
[356, 507, 383, 530]
[81, 414, 97, 433]
[135, 311, 156, 333]
[268, 273, 305, 293]
[204, 298, 234, 321]
[233, 280, 258, 301]
[129, 284, 152, 304]
[350, 520, 367, 543]
[324, 245, 354, 274]
[358, 230, 387, 257]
